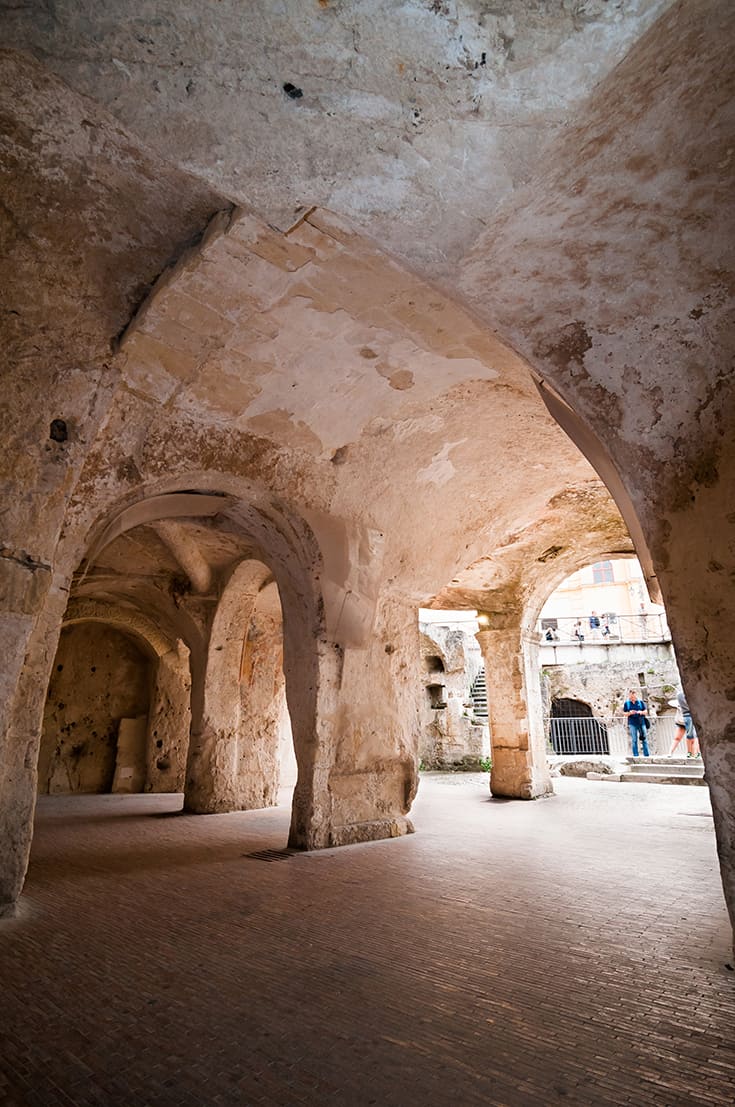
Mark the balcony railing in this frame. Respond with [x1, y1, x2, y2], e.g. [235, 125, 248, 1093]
[545, 715, 680, 758]
[539, 612, 671, 645]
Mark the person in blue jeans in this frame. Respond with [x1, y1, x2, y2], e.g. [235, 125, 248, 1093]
[669, 690, 701, 757]
[623, 689, 650, 756]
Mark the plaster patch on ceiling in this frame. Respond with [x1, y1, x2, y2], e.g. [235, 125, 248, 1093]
[235, 301, 497, 452]
[417, 440, 467, 487]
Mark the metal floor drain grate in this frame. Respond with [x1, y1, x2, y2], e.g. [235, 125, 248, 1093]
[243, 848, 298, 863]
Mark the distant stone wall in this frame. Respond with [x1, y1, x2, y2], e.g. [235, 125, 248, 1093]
[542, 647, 682, 755]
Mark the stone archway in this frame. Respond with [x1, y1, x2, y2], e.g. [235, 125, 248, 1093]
[45, 599, 193, 797]
[548, 698, 608, 757]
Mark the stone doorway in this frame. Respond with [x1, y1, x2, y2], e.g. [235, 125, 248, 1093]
[549, 697, 610, 756]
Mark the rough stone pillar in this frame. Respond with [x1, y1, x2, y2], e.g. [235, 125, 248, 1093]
[145, 643, 191, 793]
[287, 594, 418, 849]
[184, 561, 281, 814]
[235, 611, 286, 809]
[476, 618, 553, 800]
[183, 596, 237, 814]
[286, 633, 342, 850]
[328, 602, 419, 845]
[0, 564, 67, 916]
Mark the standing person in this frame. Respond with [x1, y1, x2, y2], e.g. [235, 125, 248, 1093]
[589, 611, 601, 636]
[623, 689, 650, 757]
[669, 690, 701, 757]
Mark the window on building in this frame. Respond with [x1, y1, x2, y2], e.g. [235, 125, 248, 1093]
[592, 560, 614, 584]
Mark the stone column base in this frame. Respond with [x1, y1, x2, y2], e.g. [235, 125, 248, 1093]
[491, 747, 554, 800]
[183, 790, 241, 815]
[329, 816, 414, 847]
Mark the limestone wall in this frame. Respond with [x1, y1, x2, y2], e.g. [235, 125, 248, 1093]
[40, 623, 152, 794]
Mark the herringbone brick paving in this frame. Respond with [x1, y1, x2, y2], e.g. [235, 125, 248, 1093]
[0, 775, 733, 1105]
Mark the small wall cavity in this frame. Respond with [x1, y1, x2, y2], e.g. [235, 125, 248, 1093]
[40, 622, 152, 794]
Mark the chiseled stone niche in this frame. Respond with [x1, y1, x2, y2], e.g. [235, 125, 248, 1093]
[39, 623, 151, 795]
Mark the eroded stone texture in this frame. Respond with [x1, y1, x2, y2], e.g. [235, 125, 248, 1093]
[185, 559, 292, 814]
[0, 0, 669, 274]
[326, 596, 419, 844]
[2, 0, 734, 947]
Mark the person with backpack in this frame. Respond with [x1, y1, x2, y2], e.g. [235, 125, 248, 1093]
[623, 689, 650, 757]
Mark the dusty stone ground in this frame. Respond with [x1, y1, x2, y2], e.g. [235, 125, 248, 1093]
[0, 775, 733, 1106]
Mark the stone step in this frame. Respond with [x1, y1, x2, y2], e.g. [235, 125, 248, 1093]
[618, 772, 707, 787]
[470, 669, 488, 720]
[626, 762, 703, 777]
[626, 756, 699, 766]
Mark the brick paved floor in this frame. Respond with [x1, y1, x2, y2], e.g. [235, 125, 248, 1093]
[1, 775, 734, 1106]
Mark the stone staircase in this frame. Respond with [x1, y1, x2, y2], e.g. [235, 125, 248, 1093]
[469, 669, 488, 720]
[589, 756, 706, 786]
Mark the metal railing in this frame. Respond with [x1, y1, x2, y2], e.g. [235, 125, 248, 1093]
[539, 612, 670, 645]
[545, 715, 680, 758]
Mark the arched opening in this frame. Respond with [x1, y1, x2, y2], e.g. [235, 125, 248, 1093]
[535, 556, 691, 764]
[417, 613, 489, 772]
[548, 697, 608, 756]
[32, 486, 326, 845]
[42, 598, 194, 798]
[40, 622, 153, 795]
